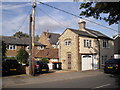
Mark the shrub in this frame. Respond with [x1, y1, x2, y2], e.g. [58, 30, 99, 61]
[41, 58, 49, 63]
[16, 48, 29, 64]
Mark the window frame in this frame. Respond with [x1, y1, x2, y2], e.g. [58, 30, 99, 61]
[64, 40, 72, 46]
[101, 55, 107, 65]
[84, 39, 92, 48]
[6, 45, 16, 50]
[37, 46, 44, 50]
[102, 40, 109, 48]
[26, 46, 29, 50]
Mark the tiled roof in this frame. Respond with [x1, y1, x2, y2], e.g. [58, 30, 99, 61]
[2, 36, 46, 46]
[35, 48, 58, 59]
[44, 32, 60, 44]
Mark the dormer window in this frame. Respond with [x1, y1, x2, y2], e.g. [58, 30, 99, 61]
[64, 40, 71, 46]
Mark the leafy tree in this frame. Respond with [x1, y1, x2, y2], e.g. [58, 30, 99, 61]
[13, 31, 39, 41]
[35, 35, 39, 41]
[16, 48, 29, 64]
[13, 31, 29, 38]
[80, 2, 120, 25]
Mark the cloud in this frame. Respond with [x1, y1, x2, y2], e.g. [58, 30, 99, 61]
[2, 0, 74, 2]
[35, 15, 72, 35]
[1, 2, 31, 10]
[2, 14, 29, 36]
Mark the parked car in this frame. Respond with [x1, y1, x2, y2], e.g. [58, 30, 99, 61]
[34, 60, 49, 74]
[104, 59, 120, 74]
[2, 59, 22, 75]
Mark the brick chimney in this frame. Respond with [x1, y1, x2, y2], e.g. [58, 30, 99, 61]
[78, 19, 86, 30]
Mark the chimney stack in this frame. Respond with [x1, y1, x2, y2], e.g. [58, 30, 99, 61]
[78, 19, 86, 30]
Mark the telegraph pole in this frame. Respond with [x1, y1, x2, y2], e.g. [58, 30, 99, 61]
[29, 0, 36, 76]
[29, 14, 32, 75]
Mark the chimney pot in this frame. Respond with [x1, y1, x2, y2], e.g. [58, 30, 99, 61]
[78, 19, 86, 30]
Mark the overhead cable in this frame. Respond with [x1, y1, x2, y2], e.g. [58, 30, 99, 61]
[38, 1, 118, 32]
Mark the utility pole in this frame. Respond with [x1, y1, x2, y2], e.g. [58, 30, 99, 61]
[29, 0, 36, 76]
[29, 14, 32, 75]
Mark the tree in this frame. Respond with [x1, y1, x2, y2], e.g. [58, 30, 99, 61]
[16, 48, 29, 64]
[35, 35, 39, 41]
[13, 31, 29, 38]
[13, 31, 39, 41]
[80, 2, 120, 25]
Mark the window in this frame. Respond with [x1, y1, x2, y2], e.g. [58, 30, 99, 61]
[7, 45, 16, 50]
[52, 45, 57, 48]
[102, 55, 107, 65]
[103, 40, 109, 48]
[84, 39, 92, 48]
[26, 46, 29, 50]
[37, 46, 44, 50]
[64, 40, 71, 46]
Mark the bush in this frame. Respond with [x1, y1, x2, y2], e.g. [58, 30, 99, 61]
[16, 48, 29, 64]
[41, 58, 49, 63]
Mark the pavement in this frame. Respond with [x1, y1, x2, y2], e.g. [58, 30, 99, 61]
[2, 69, 104, 88]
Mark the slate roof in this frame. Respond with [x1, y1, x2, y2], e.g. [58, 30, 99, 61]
[2, 36, 46, 46]
[44, 32, 60, 44]
[86, 28, 113, 40]
[35, 48, 58, 59]
[68, 28, 97, 38]
[67, 28, 113, 40]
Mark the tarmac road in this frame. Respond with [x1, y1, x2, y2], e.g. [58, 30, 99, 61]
[2, 70, 120, 89]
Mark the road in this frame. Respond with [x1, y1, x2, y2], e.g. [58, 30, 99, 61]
[3, 70, 120, 89]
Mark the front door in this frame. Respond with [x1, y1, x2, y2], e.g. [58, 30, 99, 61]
[68, 53, 71, 69]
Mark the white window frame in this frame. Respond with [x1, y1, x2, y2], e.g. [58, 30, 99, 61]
[7, 45, 16, 50]
[26, 46, 29, 50]
[64, 40, 71, 46]
[52, 45, 57, 48]
[84, 39, 92, 48]
[101, 55, 107, 65]
[37, 46, 44, 50]
[103, 40, 109, 48]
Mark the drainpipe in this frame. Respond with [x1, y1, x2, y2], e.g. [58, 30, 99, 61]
[97, 38, 101, 69]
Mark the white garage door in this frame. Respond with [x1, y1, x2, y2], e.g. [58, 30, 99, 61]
[82, 55, 92, 71]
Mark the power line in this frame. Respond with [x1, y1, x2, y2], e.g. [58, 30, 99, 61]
[36, 6, 68, 29]
[38, 1, 118, 32]
[16, 7, 32, 32]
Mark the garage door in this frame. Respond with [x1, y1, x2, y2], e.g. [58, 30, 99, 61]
[82, 55, 92, 71]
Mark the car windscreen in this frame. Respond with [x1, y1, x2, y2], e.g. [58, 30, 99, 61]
[105, 59, 120, 64]
[6, 60, 19, 66]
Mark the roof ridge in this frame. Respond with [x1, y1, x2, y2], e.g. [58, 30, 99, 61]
[44, 32, 60, 35]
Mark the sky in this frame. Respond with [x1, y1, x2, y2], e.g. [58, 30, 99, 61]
[1, 1, 119, 38]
